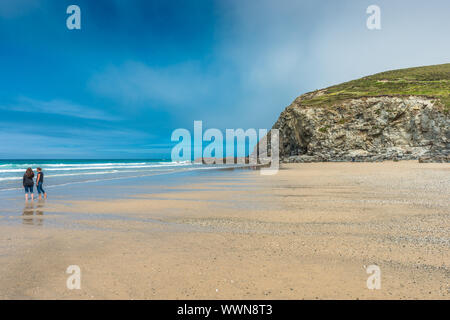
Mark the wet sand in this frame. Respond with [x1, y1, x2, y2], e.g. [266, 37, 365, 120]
[0, 161, 448, 299]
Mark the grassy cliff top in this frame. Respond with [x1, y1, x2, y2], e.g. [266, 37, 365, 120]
[298, 63, 450, 112]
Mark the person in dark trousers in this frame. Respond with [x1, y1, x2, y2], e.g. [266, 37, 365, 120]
[23, 167, 34, 202]
[36, 167, 47, 200]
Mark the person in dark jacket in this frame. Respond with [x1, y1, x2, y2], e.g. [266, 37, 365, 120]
[23, 167, 34, 201]
[36, 167, 47, 200]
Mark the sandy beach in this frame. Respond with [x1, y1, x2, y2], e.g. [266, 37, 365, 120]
[0, 161, 448, 299]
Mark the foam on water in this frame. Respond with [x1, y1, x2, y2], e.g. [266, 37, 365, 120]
[0, 160, 196, 192]
[0, 159, 243, 193]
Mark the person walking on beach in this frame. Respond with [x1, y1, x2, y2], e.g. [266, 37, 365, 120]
[23, 167, 34, 201]
[36, 167, 47, 200]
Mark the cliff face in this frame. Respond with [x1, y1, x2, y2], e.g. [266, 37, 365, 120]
[272, 95, 449, 163]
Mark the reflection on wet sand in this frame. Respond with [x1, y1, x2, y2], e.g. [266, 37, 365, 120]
[22, 201, 45, 226]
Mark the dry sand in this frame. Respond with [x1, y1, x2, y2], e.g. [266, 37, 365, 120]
[0, 161, 448, 299]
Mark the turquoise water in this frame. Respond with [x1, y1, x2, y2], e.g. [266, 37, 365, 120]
[0, 159, 255, 220]
[0, 159, 238, 193]
[0, 165, 255, 232]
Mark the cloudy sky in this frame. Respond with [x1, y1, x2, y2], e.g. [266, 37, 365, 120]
[1, 0, 449, 158]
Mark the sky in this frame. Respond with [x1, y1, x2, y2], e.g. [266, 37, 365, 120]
[0, 0, 449, 159]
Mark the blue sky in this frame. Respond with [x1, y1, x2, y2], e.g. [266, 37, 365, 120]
[1, 0, 449, 159]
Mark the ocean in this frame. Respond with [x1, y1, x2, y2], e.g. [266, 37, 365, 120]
[0, 159, 256, 221]
[0, 159, 239, 194]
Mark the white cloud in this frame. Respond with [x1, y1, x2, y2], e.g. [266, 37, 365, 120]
[0, 121, 154, 158]
[2, 97, 120, 121]
[87, 0, 450, 132]
[89, 61, 219, 108]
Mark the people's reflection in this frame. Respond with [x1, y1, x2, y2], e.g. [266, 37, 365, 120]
[22, 200, 45, 226]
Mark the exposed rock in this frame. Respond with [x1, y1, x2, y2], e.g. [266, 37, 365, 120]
[270, 96, 449, 163]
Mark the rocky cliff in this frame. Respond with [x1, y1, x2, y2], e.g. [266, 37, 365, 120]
[269, 64, 450, 163]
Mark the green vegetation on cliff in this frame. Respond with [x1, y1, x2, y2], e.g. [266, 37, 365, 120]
[300, 63, 450, 112]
